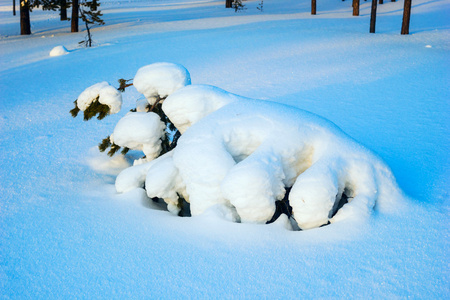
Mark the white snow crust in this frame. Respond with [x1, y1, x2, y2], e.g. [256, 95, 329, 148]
[133, 62, 191, 105]
[77, 81, 122, 114]
[112, 112, 166, 160]
[49, 45, 68, 57]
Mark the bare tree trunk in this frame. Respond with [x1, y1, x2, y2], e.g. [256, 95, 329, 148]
[71, 0, 79, 32]
[370, 0, 377, 33]
[225, 0, 232, 8]
[353, 0, 360, 16]
[311, 0, 316, 15]
[80, 9, 92, 47]
[401, 0, 412, 34]
[13, 0, 16, 15]
[60, 0, 67, 21]
[20, 0, 31, 35]
[379, 0, 383, 4]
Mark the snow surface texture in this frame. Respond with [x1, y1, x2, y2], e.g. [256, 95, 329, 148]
[49, 45, 68, 57]
[115, 71, 402, 229]
[1, 0, 448, 298]
[76, 81, 122, 114]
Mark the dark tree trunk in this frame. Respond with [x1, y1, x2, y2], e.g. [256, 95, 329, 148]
[353, 0, 360, 16]
[71, 0, 79, 32]
[60, 0, 67, 21]
[370, 0, 377, 33]
[311, 0, 316, 15]
[13, 0, 16, 16]
[20, 0, 31, 35]
[401, 0, 412, 34]
[225, 0, 232, 8]
[379, 0, 383, 4]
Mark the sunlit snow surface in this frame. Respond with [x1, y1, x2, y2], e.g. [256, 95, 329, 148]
[0, 0, 448, 298]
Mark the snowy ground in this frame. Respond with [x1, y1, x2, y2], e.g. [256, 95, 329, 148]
[1, 0, 449, 298]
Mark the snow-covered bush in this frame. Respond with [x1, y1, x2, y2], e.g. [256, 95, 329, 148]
[73, 62, 402, 230]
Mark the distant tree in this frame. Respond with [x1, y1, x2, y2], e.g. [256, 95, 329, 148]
[370, 0, 377, 33]
[19, 0, 64, 35]
[257, 0, 263, 12]
[71, 0, 79, 32]
[225, 0, 232, 8]
[60, 0, 67, 20]
[401, 0, 412, 34]
[78, 0, 105, 47]
[353, 0, 360, 16]
[311, 0, 316, 15]
[232, 0, 245, 11]
[13, 0, 16, 15]
[20, 0, 31, 34]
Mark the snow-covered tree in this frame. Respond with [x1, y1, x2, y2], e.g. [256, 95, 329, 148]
[73, 62, 402, 230]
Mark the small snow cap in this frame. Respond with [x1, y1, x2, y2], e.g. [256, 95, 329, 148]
[77, 82, 122, 114]
[49, 46, 69, 57]
[133, 62, 191, 105]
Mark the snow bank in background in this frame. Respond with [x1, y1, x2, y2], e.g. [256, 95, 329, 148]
[112, 112, 166, 160]
[133, 62, 191, 105]
[162, 84, 242, 133]
[77, 81, 122, 114]
[49, 45, 68, 57]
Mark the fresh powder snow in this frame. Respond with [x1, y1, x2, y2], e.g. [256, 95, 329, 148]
[0, 0, 448, 298]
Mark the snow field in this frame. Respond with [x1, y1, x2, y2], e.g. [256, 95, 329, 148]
[0, 0, 448, 298]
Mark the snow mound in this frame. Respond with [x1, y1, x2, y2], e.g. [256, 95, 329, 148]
[133, 62, 191, 105]
[166, 99, 401, 229]
[111, 112, 166, 160]
[49, 45, 69, 57]
[77, 81, 122, 114]
[116, 74, 402, 229]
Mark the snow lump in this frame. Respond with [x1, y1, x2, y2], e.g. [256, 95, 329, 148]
[112, 112, 166, 160]
[49, 45, 69, 57]
[77, 81, 122, 114]
[133, 62, 191, 105]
